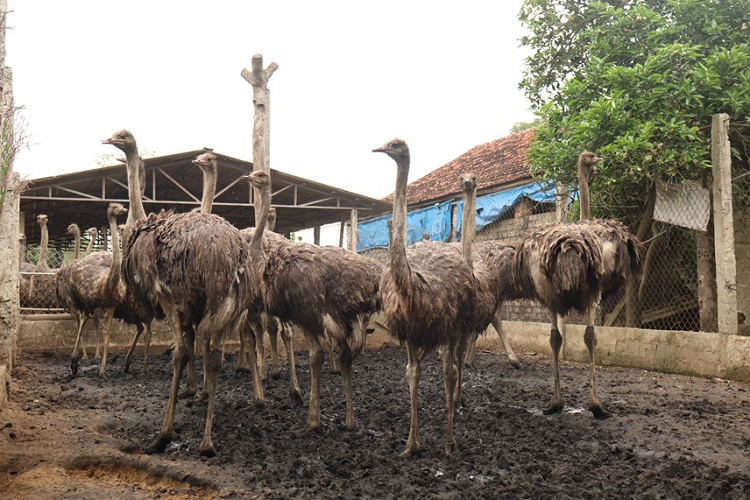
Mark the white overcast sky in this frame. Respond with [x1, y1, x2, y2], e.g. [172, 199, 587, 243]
[7, 1, 534, 197]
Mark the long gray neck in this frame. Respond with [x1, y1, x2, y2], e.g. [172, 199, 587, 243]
[200, 168, 217, 214]
[461, 185, 476, 268]
[73, 232, 81, 260]
[124, 148, 147, 243]
[250, 183, 270, 262]
[37, 222, 49, 271]
[106, 212, 122, 292]
[390, 154, 412, 291]
[578, 160, 590, 221]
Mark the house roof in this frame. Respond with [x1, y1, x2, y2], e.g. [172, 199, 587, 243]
[20, 150, 391, 242]
[385, 128, 536, 206]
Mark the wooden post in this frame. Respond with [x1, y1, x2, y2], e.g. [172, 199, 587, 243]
[241, 54, 278, 224]
[0, 0, 18, 406]
[711, 113, 738, 334]
[313, 225, 321, 246]
[349, 208, 358, 252]
[339, 218, 346, 248]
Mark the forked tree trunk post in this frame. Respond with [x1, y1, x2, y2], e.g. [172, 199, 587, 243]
[241, 54, 278, 225]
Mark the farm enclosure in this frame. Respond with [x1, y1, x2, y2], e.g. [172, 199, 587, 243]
[1, 334, 749, 499]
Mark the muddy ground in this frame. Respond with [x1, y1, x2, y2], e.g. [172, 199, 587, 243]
[2, 333, 750, 499]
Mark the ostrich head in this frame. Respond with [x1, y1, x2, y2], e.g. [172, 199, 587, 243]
[108, 203, 128, 219]
[244, 169, 271, 190]
[36, 214, 48, 227]
[460, 173, 477, 193]
[373, 138, 410, 162]
[85, 227, 98, 238]
[577, 151, 602, 179]
[192, 151, 218, 172]
[66, 223, 80, 236]
[102, 129, 137, 154]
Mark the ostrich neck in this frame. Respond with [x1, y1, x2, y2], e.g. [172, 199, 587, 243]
[578, 163, 591, 221]
[390, 155, 412, 290]
[106, 213, 122, 292]
[125, 150, 147, 222]
[73, 233, 81, 260]
[200, 169, 217, 214]
[461, 186, 476, 267]
[250, 183, 270, 262]
[38, 223, 49, 270]
[85, 237, 94, 256]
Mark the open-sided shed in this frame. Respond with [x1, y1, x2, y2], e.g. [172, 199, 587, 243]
[19, 150, 392, 243]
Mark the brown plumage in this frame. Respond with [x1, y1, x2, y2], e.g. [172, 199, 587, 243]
[374, 138, 476, 457]
[248, 169, 382, 434]
[122, 148, 251, 457]
[512, 150, 644, 419]
[102, 130, 164, 375]
[57, 203, 128, 377]
[454, 173, 520, 406]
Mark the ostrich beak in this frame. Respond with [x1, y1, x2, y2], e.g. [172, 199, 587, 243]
[102, 138, 121, 145]
[372, 147, 385, 153]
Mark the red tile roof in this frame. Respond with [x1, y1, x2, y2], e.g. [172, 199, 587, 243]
[385, 128, 536, 206]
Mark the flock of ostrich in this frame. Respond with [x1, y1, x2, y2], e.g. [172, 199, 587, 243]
[25, 129, 644, 459]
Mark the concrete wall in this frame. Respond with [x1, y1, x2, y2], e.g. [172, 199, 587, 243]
[19, 314, 750, 383]
[472, 321, 750, 382]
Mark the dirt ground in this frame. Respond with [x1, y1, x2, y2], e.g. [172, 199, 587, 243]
[2, 331, 750, 499]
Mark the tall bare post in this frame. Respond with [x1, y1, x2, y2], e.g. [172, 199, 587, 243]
[711, 113, 738, 334]
[0, 0, 20, 407]
[241, 54, 278, 224]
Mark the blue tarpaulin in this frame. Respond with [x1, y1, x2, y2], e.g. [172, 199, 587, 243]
[357, 182, 556, 251]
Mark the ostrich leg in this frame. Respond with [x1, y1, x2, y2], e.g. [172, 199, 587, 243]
[401, 343, 422, 457]
[299, 329, 324, 435]
[490, 309, 521, 369]
[146, 341, 190, 454]
[244, 317, 266, 406]
[198, 347, 223, 457]
[124, 323, 145, 373]
[97, 306, 117, 378]
[440, 340, 459, 456]
[279, 322, 304, 407]
[70, 314, 91, 375]
[543, 314, 565, 415]
[325, 331, 340, 374]
[338, 343, 356, 429]
[584, 308, 612, 419]
[267, 318, 280, 379]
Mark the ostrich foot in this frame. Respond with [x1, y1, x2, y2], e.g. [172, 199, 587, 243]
[295, 424, 320, 438]
[123, 363, 131, 374]
[399, 443, 422, 458]
[589, 403, 613, 420]
[140, 366, 149, 376]
[444, 440, 459, 457]
[198, 443, 216, 458]
[234, 365, 251, 374]
[178, 387, 197, 399]
[508, 357, 522, 370]
[145, 433, 172, 454]
[97, 369, 109, 379]
[328, 367, 341, 375]
[70, 359, 79, 376]
[199, 391, 209, 403]
[289, 390, 304, 407]
[271, 370, 281, 380]
[543, 401, 564, 415]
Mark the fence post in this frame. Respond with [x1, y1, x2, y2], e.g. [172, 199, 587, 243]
[711, 113, 738, 335]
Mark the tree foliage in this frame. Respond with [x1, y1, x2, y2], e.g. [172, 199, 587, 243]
[519, 0, 750, 224]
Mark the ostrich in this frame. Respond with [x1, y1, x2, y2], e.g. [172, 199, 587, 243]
[512, 151, 644, 418]
[453, 173, 520, 406]
[67, 224, 82, 261]
[35, 214, 50, 271]
[102, 129, 164, 376]
[251, 170, 382, 434]
[84, 227, 98, 255]
[374, 138, 477, 457]
[121, 148, 253, 457]
[59, 203, 128, 377]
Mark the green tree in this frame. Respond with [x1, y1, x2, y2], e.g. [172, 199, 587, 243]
[519, 0, 750, 225]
